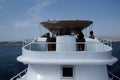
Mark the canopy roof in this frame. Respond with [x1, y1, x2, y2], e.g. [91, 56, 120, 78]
[40, 20, 93, 33]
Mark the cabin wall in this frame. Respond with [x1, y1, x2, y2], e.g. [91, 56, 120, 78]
[56, 35, 76, 51]
[26, 64, 61, 80]
[26, 64, 109, 80]
[75, 65, 109, 80]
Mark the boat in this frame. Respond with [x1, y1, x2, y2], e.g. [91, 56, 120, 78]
[10, 20, 119, 80]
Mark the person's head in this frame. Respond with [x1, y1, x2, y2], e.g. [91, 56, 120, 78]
[46, 33, 50, 36]
[90, 31, 93, 35]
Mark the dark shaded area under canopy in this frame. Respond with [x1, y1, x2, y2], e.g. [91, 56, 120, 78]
[40, 20, 93, 33]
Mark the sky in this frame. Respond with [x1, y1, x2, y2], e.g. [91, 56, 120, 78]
[0, 0, 120, 41]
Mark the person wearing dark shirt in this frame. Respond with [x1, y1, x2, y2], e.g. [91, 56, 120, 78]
[76, 31, 85, 51]
[89, 31, 95, 39]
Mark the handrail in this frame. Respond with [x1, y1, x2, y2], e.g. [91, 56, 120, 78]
[22, 37, 38, 50]
[22, 37, 38, 46]
[22, 39, 34, 46]
[23, 39, 112, 52]
[99, 39, 112, 47]
[9, 69, 120, 80]
[108, 71, 120, 80]
[10, 68, 27, 80]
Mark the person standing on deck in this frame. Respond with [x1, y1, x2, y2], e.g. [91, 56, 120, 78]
[76, 31, 85, 51]
[89, 31, 95, 39]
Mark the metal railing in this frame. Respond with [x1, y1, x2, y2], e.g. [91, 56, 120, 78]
[10, 68, 27, 80]
[23, 40, 112, 52]
[9, 68, 120, 80]
[22, 38, 38, 46]
[22, 39, 34, 46]
[108, 71, 120, 80]
[100, 39, 112, 47]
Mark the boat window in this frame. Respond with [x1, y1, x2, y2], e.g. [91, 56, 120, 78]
[61, 66, 74, 78]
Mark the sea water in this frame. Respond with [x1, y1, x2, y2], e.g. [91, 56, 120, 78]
[0, 44, 26, 80]
[0, 42, 120, 80]
[108, 42, 120, 77]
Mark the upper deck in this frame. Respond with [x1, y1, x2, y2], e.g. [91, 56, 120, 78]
[17, 37, 117, 65]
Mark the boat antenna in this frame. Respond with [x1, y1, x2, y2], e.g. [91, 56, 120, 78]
[38, 25, 42, 36]
[89, 23, 93, 31]
[38, 25, 47, 37]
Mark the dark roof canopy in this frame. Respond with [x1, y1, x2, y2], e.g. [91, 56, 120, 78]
[40, 20, 93, 33]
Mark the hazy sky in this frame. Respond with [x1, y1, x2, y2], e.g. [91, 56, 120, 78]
[0, 0, 120, 41]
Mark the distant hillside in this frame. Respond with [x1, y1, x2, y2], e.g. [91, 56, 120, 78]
[0, 41, 22, 44]
[112, 39, 120, 42]
[97, 36, 120, 42]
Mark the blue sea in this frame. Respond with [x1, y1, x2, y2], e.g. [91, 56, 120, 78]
[0, 42, 120, 80]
